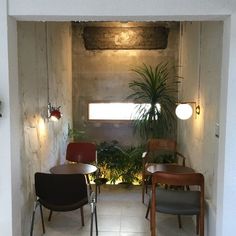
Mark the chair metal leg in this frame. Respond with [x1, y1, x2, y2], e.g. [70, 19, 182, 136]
[90, 198, 98, 236]
[90, 207, 94, 236]
[95, 205, 98, 235]
[48, 210, 53, 221]
[90, 212, 93, 236]
[39, 203, 45, 233]
[80, 206, 85, 226]
[30, 201, 39, 236]
[95, 184, 98, 202]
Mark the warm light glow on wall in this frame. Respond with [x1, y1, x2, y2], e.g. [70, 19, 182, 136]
[38, 117, 46, 137]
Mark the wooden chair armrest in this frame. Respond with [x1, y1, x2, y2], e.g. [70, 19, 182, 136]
[175, 151, 186, 167]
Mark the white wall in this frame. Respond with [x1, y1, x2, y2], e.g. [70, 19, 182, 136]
[1, 0, 236, 235]
[177, 21, 223, 235]
[0, 1, 20, 234]
[216, 13, 236, 236]
[7, 0, 234, 21]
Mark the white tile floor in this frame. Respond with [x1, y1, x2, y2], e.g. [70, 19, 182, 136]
[32, 185, 196, 236]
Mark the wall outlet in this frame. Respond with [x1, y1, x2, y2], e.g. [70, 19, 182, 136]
[215, 123, 219, 138]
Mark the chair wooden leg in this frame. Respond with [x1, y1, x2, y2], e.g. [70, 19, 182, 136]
[200, 213, 204, 236]
[196, 215, 199, 234]
[48, 210, 53, 221]
[145, 200, 150, 219]
[80, 206, 85, 226]
[142, 179, 145, 203]
[177, 215, 182, 228]
[150, 207, 156, 236]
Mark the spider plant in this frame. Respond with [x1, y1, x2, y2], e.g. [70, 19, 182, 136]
[127, 63, 178, 139]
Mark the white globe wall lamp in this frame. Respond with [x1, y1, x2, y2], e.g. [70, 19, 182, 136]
[175, 102, 200, 120]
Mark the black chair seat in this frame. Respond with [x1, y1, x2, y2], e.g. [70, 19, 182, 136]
[39, 198, 88, 212]
[156, 188, 200, 215]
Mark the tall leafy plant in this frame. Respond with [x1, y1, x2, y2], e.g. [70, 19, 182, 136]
[128, 63, 178, 139]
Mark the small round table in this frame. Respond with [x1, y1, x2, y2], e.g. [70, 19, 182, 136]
[146, 163, 194, 174]
[50, 163, 97, 175]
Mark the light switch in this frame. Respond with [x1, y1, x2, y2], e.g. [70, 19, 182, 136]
[215, 123, 219, 138]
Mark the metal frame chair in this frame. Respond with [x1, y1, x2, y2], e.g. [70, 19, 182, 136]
[30, 173, 98, 236]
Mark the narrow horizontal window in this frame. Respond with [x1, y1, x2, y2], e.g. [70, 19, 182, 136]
[88, 102, 161, 121]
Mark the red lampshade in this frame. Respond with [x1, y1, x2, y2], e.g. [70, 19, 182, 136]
[48, 103, 62, 121]
[50, 108, 62, 121]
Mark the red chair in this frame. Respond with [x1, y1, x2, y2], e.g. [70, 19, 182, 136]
[66, 142, 97, 163]
[66, 142, 108, 199]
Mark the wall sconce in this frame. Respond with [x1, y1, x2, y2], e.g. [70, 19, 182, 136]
[176, 22, 202, 120]
[45, 22, 62, 122]
[175, 102, 200, 120]
[0, 101, 2, 117]
[47, 103, 62, 121]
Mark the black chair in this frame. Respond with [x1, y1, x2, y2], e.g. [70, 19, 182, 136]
[30, 173, 98, 236]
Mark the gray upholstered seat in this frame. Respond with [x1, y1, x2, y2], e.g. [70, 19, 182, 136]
[156, 188, 200, 215]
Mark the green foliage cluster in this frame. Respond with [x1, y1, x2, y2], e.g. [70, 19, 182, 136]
[97, 140, 144, 185]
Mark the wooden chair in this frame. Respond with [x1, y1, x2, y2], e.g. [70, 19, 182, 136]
[66, 142, 108, 200]
[30, 173, 98, 236]
[142, 139, 186, 203]
[150, 172, 204, 236]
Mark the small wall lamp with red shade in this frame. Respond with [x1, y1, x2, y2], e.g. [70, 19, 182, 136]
[47, 103, 62, 121]
[44, 22, 62, 122]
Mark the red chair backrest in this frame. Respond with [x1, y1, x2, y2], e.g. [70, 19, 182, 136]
[66, 142, 97, 164]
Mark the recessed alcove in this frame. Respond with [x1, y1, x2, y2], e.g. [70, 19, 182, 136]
[17, 20, 223, 235]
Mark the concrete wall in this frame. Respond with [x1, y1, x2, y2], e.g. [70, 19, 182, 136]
[72, 22, 179, 146]
[17, 22, 72, 235]
[177, 21, 223, 235]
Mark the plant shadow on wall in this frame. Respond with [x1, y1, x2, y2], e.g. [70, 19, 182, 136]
[127, 62, 179, 140]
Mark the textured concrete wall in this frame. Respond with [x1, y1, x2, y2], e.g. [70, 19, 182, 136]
[177, 21, 223, 235]
[72, 22, 179, 146]
[17, 22, 72, 235]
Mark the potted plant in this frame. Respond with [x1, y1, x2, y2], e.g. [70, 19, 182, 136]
[127, 62, 178, 140]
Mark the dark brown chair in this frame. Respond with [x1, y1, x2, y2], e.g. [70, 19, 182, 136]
[66, 142, 108, 200]
[150, 172, 204, 236]
[142, 139, 186, 203]
[30, 173, 98, 236]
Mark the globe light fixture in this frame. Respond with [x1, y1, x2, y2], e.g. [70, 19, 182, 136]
[175, 103, 193, 120]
